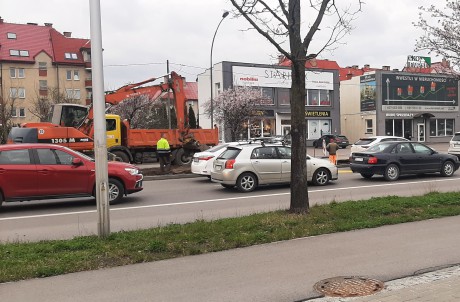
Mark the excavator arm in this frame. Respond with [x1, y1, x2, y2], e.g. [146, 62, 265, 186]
[78, 71, 189, 138]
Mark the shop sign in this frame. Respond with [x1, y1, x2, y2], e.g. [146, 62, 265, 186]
[305, 110, 330, 117]
[385, 113, 414, 117]
[360, 74, 376, 112]
[253, 109, 274, 117]
[232, 65, 334, 90]
[406, 55, 431, 68]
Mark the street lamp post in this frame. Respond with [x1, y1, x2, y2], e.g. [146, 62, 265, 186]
[210, 11, 229, 128]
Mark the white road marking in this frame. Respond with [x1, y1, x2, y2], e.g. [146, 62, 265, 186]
[1, 177, 458, 221]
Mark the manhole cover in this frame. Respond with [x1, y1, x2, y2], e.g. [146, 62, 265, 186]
[314, 276, 384, 297]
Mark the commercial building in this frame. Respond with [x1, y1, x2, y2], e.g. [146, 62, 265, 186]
[341, 62, 459, 144]
[0, 18, 91, 125]
[198, 61, 341, 144]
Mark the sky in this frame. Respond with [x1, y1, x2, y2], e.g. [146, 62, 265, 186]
[1, 0, 440, 89]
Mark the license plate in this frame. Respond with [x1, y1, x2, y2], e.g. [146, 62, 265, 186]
[355, 157, 364, 162]
[215, 165, 222, 171]
[193, 158, 199, 163]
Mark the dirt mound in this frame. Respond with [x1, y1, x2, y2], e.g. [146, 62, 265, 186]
[141, 165, 191, 176]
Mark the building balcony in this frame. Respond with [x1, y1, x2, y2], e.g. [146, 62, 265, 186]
[85, 61, 92, 70]
[85, 79, 92, 89]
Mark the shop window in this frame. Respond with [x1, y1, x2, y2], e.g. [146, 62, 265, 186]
[385, 119, 413, 137]
[307, 119, 331, 139]
[430, 119, 454, 137]
[277, 88, 290, 105]
[260, 87, 274, 105]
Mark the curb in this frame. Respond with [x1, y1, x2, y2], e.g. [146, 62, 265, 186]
[143, 173, 203, 181]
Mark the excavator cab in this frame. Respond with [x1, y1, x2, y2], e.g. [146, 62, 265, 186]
[51, 103, 89, 128]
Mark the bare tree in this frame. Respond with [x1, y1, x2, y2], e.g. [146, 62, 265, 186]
[414, 1, 460, 70]
[204, 86, 266, 141]
[29, 88, 81, 122]
[0, 95, 16, 144]
[229, 0, 361, 213]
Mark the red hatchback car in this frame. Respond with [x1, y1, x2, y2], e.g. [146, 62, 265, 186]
[0, 144, 143, 207]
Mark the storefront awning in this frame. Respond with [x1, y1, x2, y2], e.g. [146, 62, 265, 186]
[413, 113, 435, 118]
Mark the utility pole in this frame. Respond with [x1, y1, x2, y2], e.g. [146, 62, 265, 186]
[167, 60, 171, 129]
[89, 0, 110, 237]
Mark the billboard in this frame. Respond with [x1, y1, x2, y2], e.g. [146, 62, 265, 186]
[360, 74, 376, 111]
[381, 74, 458, 112]
[232, 65, 334, 90]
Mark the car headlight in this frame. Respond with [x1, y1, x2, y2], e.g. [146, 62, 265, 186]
[125, 167, 139, 175]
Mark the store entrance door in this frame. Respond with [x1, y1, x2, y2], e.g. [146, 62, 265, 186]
[417, 123, 425, 142]
[281, 125, 291, 136]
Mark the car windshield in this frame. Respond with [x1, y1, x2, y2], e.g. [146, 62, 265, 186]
[338, 135, 348, 140]
[354, 138, 376, 145]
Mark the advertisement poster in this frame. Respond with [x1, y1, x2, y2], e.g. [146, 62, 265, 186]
[360, 74, 376, 111]
[381, 74, 458, 112]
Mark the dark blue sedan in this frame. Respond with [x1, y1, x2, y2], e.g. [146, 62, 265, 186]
[350, 141, 460, 181]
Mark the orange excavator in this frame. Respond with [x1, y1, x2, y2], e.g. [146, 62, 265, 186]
[8, 72, 218, 165]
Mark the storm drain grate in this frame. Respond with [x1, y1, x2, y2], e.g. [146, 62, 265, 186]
[314, 276, 384, 297]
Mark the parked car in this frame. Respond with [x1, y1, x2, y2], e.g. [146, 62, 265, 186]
[191, 142, 242, 177]
[0, 143, 143, 207]
[350, 141, 459, 181]
[312, 134, 350, 149]
[350, 136, 408, 154]
[211, 143, 338, 192]
[447, 132, 460, 159]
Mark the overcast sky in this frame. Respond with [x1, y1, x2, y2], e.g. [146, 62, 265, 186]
[2, 0, 439, 89]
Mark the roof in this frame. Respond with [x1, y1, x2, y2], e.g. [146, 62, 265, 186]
[0, 19, 90, 65]
[278, 58, 340, 70]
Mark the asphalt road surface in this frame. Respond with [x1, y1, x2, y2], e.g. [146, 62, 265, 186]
[1, 168, 459, 242]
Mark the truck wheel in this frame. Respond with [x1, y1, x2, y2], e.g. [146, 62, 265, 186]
[108, 178, 124, 204]
[112, 151, 130, 163]
[175, 148, 192, 165]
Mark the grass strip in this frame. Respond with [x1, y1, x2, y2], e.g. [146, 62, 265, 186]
[1, 191, 460, 283]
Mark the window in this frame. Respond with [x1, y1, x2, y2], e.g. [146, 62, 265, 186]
[65, 52, 78, 60]
[277, 147, 291, 159]
[9, 88, 25, 99]
[39, 62, 48, 76]
[365, 119, 373, 134]
[277, 88, 290, 105]
[67, 70, 80, 81]
[0, 149, 31, 164]
[66, 89, 81, 100]
[7, 32, 17, 39]
[251, 147, 278, 159]
[430, 119, 454, 137]
[19, 108, 26, 117]
[9, 68, 25, 78]
[306, 89, 331, 106]
[37, 149, 74, 165]
[11, 107, 17, 117]
[39, 80, 48, 91]
[9, 49, 29, 57]
[260, 87, 274, 105]
[106, 119, 117, 131]
[385, 119, 412, 137]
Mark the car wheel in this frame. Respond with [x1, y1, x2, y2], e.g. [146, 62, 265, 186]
[441, 161, 455, 177]
[112, 150, 130, 163]
[221, 184, 234, 189]
[174, 148, 192, 166]
[108, 178, 125, 204]
[236, 172, 258, 192]
[0, 191, 3, 208]
[312, 168, 330, 186]
[360, 173, 374, 179]
[384, 164, 400, 181]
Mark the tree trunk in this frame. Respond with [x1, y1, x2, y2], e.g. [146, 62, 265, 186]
[289, 0, 309, 213]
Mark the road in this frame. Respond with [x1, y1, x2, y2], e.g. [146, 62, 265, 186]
[1, 168, 459, 242]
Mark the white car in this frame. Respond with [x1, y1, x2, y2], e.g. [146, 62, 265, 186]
[191, 142, 245, 177]
[350, 136, 408, 154]
[447, 132, 460, 159]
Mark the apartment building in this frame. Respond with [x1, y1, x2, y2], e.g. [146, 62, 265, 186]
[0, 17, 92, 124]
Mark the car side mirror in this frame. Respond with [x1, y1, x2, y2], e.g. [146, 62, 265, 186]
[72, 158, 83, 166]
